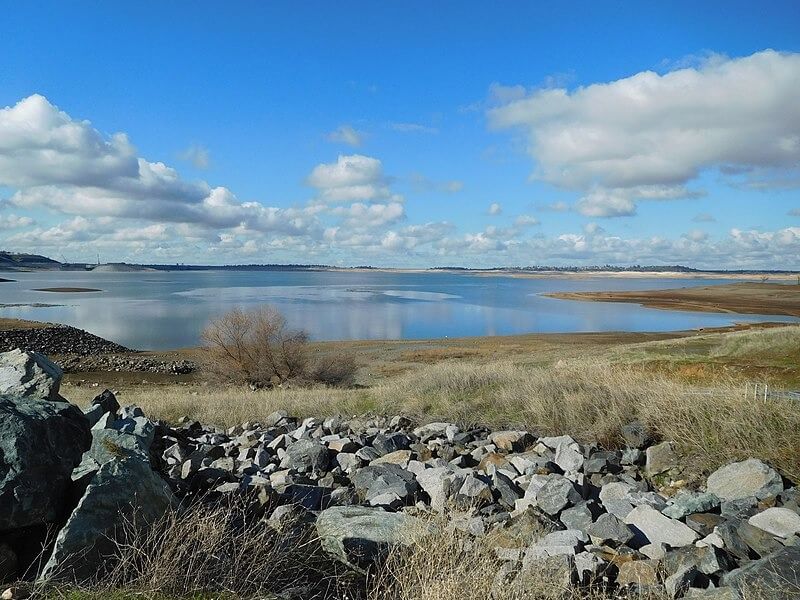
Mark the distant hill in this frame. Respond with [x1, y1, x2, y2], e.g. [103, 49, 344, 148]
[91, 263, 156, 272]
[0, 251, 797, 275]
[0, 252, 63, 271]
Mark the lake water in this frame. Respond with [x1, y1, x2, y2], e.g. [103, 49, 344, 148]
[0, 270, 796, 349]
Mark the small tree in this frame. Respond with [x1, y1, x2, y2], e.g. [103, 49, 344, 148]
[201, 306, 309, 387]
[201, 305, 357, 388]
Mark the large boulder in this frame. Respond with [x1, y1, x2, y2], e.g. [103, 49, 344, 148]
[39, 413, 173, 582]
[0, 394, 90, 531]
[315, 506, 423, 572]
[706, 459, 784, 501]
[0, 350, 63, 401]
[40, 451, 173, 581]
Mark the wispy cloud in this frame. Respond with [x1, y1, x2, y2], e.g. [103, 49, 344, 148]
[325, 124, 364, 147]
[388, 122, 438, 134]
[177, 144, 211, 169]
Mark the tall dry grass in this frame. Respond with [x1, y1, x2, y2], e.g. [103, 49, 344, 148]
[42, 499, 357, 600]
[36, 507, 792, 600]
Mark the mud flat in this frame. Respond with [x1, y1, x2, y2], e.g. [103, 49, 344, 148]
[33, 287, 102, 292]
[545, 282, 800, 317]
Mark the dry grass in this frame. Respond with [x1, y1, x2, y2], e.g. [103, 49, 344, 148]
[709, 325, 800, 361]
[65, 354, 800, 481]
[34, 508, 795, 600]
[40, 498, 356, 600]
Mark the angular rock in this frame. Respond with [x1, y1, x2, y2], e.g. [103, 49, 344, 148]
[279, 484, 330, 511]
[685, 513, 725, 537]
[535, 475, 582, 515]
[525, 529, 586, 559]
[489, 431, 534, 453]
[516, 554, 575, 591]
[616, 560, 660, 587]
[316, 506, 423, 572]
[665, 564, 699, 599]
[371, 450, 412, 467]
[664, 545, 732, 577]
[0, 394, 91, 531]
[706, 459, 784, 501]
[415, 467, 465, 513]
[624, 505, 699, 548]
[40, 454, 173, 581]
[684, 589, 741, 600]
[352, 464, 417, 507]
[748, 507, 800, 539]
[112, 416, 155, 449]
[663, 491, 721, 520]
[0, 350, 63, 401]
[90, 389, 120, 415]
[492, 470, 523, 508]
[645, 441, 680, 477]
[587, 513, 634, 546]
[280, 439, 329, 473]
[90, 412, 115, 431]
[560, 502, 598, 534]
[372, 432, 411, 456]
[457, 474, 493, 506]
[574, 550, 605, 583]
[738, 520, 784, 557]
[412, 422, 457, 441]
[554, 443, 585, 473]
[621, 420, 655, 449]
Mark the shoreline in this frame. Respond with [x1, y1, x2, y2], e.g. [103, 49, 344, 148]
[545, 282, 800, 317]
[324, 267, 800, 280]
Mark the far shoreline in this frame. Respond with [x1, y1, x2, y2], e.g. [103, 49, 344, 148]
[545, 282, 800, 318]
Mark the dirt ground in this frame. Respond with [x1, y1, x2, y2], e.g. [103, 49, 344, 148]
[545, 282, 800, 317]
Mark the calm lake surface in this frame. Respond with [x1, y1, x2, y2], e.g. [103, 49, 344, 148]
[0, 271, 796, 349]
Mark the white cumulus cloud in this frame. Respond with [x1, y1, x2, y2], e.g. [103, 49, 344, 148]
[0, 95, 316, 237]
[307, 154, 394, 203]
[489, 50, 800, 215]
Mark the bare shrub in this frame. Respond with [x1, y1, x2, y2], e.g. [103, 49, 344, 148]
[309, 351, 358, 387]
[200, 306, 356, 388]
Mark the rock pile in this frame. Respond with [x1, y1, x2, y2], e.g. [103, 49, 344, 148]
[1, 348, 798, 599]
[0, 324, 196, 374]
[0, 351, 172, 584]
[58, 353, 195, 375]
[0, 324, 133, 356]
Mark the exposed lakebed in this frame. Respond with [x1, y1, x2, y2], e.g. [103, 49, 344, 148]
[0, 270, 797, 349]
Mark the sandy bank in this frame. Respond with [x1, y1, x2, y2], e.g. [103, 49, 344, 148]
[545, 282, 800, 317]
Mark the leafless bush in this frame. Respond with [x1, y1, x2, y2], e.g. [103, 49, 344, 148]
[309, 351, 358, 387]
[200, 306, 356, 388]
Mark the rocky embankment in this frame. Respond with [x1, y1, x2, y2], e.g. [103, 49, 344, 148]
[0, 350, 799, 599]
[0, 324, 195, 374]
[0, 324, 132, 355]
[57, 354, 195, 375]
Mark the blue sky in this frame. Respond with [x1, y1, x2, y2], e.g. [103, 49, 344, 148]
[1, 1, 799, 268]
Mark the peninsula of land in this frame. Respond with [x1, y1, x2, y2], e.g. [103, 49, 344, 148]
[545, 282, 800, 317]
